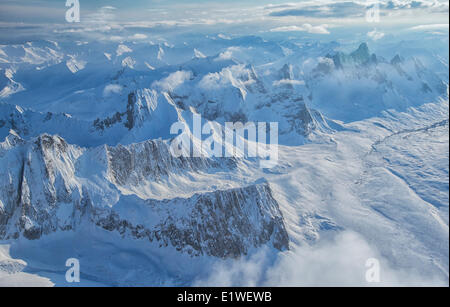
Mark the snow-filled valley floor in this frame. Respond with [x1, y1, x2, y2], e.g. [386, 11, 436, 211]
[0, 22, 448, 286]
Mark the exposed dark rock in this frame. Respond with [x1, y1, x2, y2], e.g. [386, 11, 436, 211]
[125, 92, 136, 130]
[93, 112, 124, 132]
[106, 139, 237, 185]
[350, 43, 370, 64]
[94, 183, 289, 258]
[0, 135, 287, 259]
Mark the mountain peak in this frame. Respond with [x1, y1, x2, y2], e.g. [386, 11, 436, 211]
[357, 42, 369, 51]
[391, 54, 404, 65]
[350, 42, 370, 63]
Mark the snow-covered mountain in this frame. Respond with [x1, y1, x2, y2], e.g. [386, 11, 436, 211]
[0, 30, 448, 286]
[0, 133, 288, 257]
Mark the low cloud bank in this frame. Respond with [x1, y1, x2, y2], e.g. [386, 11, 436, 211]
[194, 231, 448, 287]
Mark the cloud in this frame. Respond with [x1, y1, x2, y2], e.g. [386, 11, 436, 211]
[101, 6, 117, 11]
[194, 231, 448, 287]
[382, 0, 447, 11]
[217, 34, 231, 40]
[268, 2, 366, 18]
[270, 24, 330, 34]
[367, 29, 385, 40]
[264, 4, 297, 10]
[130, 33, 148, 40]
[273, 79, 306, 87]
[152, 70, 193, 91]
[408, 23, 450, 31]
[84, 6, 117, 24]
[103, 84, 122, 97]
[267, 0, 449, 20]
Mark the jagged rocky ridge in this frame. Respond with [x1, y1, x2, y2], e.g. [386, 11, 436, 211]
[0, 88, 181, 147]
[1, 46, 339, 148]
[94, 183, 289, 258]
[0, 134, 288, 258]
[5, 43, 443, 148]
[105, 137, 238, 186]
[303, 43, 448, 123]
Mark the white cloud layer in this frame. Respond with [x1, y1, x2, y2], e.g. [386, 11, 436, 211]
[194, 231, 448, 287]
[367, 29, 385, 40]
[270, 24, 330, 34]
[152, 71, 193, 91]
[409, 23, 450, 30]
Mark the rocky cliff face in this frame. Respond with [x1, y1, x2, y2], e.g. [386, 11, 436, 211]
[105, 139, 237, 186]
[0, 134, 288, 258]
[94, 183, 289, 258]
[0, 134, 86, 239]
